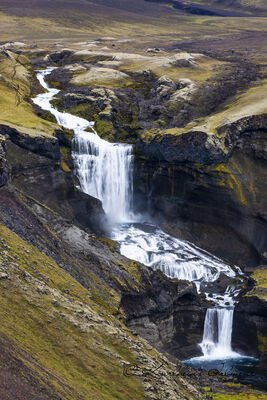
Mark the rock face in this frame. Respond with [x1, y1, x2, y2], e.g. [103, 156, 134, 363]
[0, 124, 60, 160]
[121, 273, 208, 359]
[138, 114, 267, 164]
[0, 135, 8, 187]
[4, 131, 105, 234]
[138, 130, 226, 164]
[233, 296, 267, 362]
[0, 114, 208, 398]
[134, 117, 267, 270]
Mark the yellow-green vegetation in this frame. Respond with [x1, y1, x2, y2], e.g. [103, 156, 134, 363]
[98, 237, 118, 252]
[204, 383, 267, 399]
[71, 67, 133, 89]
[257, 333, 267, 353]
[0, 223, 146, 399]
[213, 163, 248, 206]
[0, 51, 58, 135]
[60, 146, 72, 172]
[173, 79, 267, 137]
[209, 387, 267, 400]
[207, 79, 267, 131]
[0, 222, 204, 400]
[248, 267, 267, 300]
[60, 159, 71, 172]
[95, 120, 115, 140]
[120, 56, 225, 83]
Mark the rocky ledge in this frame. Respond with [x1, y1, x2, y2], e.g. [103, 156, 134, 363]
[138, 114, 267, 164]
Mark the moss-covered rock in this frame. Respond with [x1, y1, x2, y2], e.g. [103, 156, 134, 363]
[95, 119, 115, 140]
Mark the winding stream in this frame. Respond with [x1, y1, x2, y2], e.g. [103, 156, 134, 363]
[33, 67, 252, 367]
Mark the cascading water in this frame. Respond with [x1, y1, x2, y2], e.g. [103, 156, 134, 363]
[73, 132, 134, 222]
[33, 67, 134, 223]
[200, 307, 237, 359]
[34, 67, 247, 364]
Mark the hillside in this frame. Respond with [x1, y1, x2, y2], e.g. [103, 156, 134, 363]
[0, 1, 267, 400]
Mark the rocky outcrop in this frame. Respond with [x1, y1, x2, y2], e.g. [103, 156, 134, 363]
[5, 134, 105, 234]
[233, 295, 267, 362]
[134, 115, 267, 269]
[138, 130, 227, 164]
[0, 124, 60, 160]
[121, 273, 208, 359]
[0, 135, 8, 187]
[138, 114, 267, 164]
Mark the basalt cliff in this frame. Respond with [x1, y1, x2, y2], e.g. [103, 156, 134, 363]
[0, 28, 267, 400]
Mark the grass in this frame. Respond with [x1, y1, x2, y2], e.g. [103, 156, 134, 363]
[142, 77, 267, 141]
[210, 389, 267, 400]
[0, 222, 146, 400]
[0, 51, 57, 135]
[120, 57, 226, 83]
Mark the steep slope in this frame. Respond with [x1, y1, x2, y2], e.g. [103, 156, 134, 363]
[0, 46, 206, 400]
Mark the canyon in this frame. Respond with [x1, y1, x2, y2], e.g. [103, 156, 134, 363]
[0, 1, 267, 399]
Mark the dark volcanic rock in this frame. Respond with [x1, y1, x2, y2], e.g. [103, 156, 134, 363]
[121, 272, 208, 359]
[48, 50, 74, 64]
[0, 124, 60, 160]
[0, 136, 8, 186]
[5, 139, 105, 233]
[233, 295, 267, 361]
[138, 114, 267, 165]
[138, 131, 226, 164]
[134, 116, 267, 269]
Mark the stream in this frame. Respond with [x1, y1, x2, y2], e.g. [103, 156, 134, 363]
[33, 67, 261, 383]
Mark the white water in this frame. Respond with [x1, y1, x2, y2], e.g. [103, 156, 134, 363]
[111, 223, 238, 292]
[33, 67, 134, 223]
[198, 308, 239, 359]
[34, 67, 244, 361]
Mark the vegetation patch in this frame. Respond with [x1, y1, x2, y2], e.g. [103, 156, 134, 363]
[0, 51, 58, 135]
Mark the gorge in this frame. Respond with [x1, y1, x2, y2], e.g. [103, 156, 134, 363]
[33, 66, 259, 382]
[0, 1, 267, 398]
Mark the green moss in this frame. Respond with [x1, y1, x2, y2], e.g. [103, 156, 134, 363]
[257, 333, 267, 352]
[69, 103, 99, 120]
[213, 164, 248, 206]
[211, 390, 267, 400]
[60, 160, 71, 172]
[140, 128, 161, 143]
[95, 120, 115, 140]
[50, 97, 64, 110]
[98, 237, 118, 252]
[247, 266, 267, 300]
[60, 146, 72, 172]
[49, 80, 64, 89]
[0, 223, 146, 400]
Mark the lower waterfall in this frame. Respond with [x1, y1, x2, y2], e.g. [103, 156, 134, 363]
[33, 67, 247, 364]
[200, 308, 238, 359]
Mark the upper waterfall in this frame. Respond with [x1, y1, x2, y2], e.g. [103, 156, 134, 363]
[33, 68, 134, 223]
[73, 132, 133, 222]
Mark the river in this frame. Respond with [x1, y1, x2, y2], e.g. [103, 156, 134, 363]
[33, 67, 259, 376]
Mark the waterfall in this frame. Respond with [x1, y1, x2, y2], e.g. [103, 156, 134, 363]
[34, 67, 244, 363]
[200, 308, 238, 359]
[33, 68, 134, 223]
[73, 132, 133, 222]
